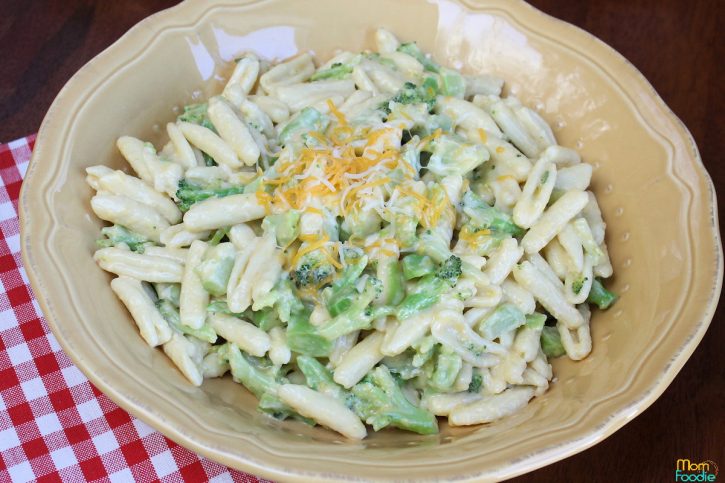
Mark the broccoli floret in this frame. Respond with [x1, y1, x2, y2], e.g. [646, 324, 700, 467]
[178, 103, 216, 133]
[292, 249, 335, 288]
[96, 225, 151, 253]
[175, 178, 246, 212]
[467, 370, 483, 393]
[389, 77, 439, 112]
[351, 365, 438, 434]
[435, 255, 462, 286]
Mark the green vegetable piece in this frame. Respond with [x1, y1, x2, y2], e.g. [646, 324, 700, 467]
[468, 370, 483, 393]
[310, 62, 354, 81]
[156, 299, 217, 343]
[439, 67, 466, 98]
[351, 365, 438, 434]
[326, 256, 368, 316]
[478, 303, 526, 340]
[279, 107, 329, 147]
[524, 312, 547, 330]
[401, 254, 436, 280]
[378, 258, 405, 305]
[207, 299, 243, 316]
[540, 326, 566, 358]
[195, 243, 235, 296]
[175, 178, 246, 212]
[571, 276, 588, 295]
[154, 283, 181, 307]
[397, 42, 440, 73]
[587, 278, 618, 310]
[178, 103, 216, 133]
[208, 227, 230, 246]
[96, 225, 151, 253]
[318, 278, 386, 340]
[292, 248, 335, 288]
[390, 79, 439, 112]
[243, 306, 281, 331]
[262, 211, 301, 247]
[425, 134, 488, 176]
[395, 256, 462, 320]
[431, 348, 463, 390]
[286, 311, 332, 357]
[296, 355, 350, 404]
[419, 229, 453, 263]
[461, 190, 525, 237]
[226, 343, 278, 398]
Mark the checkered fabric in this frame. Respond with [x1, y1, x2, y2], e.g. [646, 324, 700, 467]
[0, 136, 267, 483]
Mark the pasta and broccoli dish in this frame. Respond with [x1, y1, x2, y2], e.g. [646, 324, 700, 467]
[87, 28, 617, 439]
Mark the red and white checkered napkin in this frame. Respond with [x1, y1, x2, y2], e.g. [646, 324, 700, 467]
[0, 136, 268, 483]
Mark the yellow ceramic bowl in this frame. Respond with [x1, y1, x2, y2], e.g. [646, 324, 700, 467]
[20, 0, 722, 480]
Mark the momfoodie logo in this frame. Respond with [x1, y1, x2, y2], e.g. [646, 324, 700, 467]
[675, 459, 719, 481]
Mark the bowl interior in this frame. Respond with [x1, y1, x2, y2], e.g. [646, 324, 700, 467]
[21, 0, 721, 480]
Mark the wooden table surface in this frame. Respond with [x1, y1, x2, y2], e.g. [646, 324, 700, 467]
[1, 1, 722, 481]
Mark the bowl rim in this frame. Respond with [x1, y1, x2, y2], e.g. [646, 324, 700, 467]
[19, 0, 723, 480]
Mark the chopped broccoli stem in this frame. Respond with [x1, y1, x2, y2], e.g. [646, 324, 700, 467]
[156, 299, 217, 343]
[326, 256, 368, 316]
[587, 278, 618, 310]
[286, 311, 332, 357]
[296, 355, 350, 404]
[541, 326, 566, 358]
[461, 190, 524, 237]
[351, 365, 438, 434]
[262, 211, 300, 247]
[431, 348, 462, 390]
[401, 254, 436, 280]
[318, 278, 386, 340]
[524, 312, 547, 330]
[175, 179, 246, 212]
[395, 256, 462, 320]
[378, 257, 405, 305]
[208, 227, 230, 246]
[397, 42, 440, 73]
[478, 303, 526, 340]
[225, 343, 279, 398]
[196, 243, 235, 296]
[310, 62, 354, 81]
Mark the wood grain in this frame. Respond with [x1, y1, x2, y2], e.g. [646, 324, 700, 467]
[0, 1, 722, 481]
